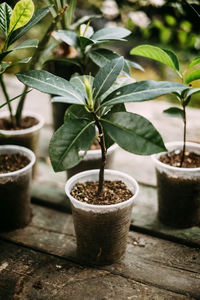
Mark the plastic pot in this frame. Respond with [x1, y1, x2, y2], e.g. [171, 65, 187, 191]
[0, 111, 44, 176]
[67, 144, 118, 179]
[0, 145, 35, 231]
[65, 169, 139, 265]
[152, 142, 200, 228]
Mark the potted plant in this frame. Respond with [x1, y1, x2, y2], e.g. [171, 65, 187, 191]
[17, 57, 187, 264]
[0, 0, 52, 175]
[0, 89, 35, 231]
[131, 44, 200, 228]
[46, 21, 143, 130]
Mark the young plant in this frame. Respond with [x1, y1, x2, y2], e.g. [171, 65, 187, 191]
[49, 23, 143, 75]
[0, 0, 50, 126]
[130, 45, 200, 166]
[17, 57, 187, 194]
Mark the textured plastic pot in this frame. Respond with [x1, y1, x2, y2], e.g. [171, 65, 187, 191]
[65, 169, 139, 265]
[0, 145, 35, 231]
[0, 111, 44, 176]
[152, 142, 200, 228]
[67, 144, 118, 179]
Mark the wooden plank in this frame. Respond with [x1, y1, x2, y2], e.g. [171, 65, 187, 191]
[32, 162, 200, 247]
[0, 204, 200, 299]
[0, 241, 190, 300]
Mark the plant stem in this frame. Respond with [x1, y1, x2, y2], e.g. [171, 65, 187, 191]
[15, 4, 69, 126]
[180, 104, 186, 167]
[0, 74, 15, 125]
[92, 113, 107, 195]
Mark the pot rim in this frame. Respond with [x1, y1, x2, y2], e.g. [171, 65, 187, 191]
[65, 169, 139, 210]
[0, 145, 36, 177]
[0, 111, 44, 136]
[151, 141, 200, 172]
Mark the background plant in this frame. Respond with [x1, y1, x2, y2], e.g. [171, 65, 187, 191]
[17, 57, 187, 194]
[131, 44, 200, 166]
[0, 0, 50, 126]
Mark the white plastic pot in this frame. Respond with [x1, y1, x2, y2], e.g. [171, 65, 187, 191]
[65, 169, 139, 265]
[152, 142, 200, 228]
[0, 111, 44, 176]
[0, 145, 35, 230]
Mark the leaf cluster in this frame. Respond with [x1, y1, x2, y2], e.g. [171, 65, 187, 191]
[17, 57, 188, 172]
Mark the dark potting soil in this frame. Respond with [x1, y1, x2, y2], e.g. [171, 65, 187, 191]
[156, 170, 200, 228]
[0, 153, 30, 174]
[159, 150, 200, 168]
[71, 180, 133, 205]
[0, 172, 31, 230]
[0, 116, 38, 130]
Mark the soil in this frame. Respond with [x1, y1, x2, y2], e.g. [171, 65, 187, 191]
[159, 150, 200, 168]
[0, 116, 38, 130]
[0, 170, 31, 231]
[71, 180, 133, 205]
[156, 170, 200, 228]
[0, 153, 30, 174]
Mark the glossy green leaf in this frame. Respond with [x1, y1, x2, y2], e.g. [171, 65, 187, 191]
[0, 57, 31, 73]
[8, 0, 34, 34]
[79, 36, 94, 50]
[70, 14, 102, 30]
[93, 57, 124, 99]
[88, 48, 130, 74]
[185, 88, 200, 98]
[101, 112, 166, 155]
[49, 119, 95, 171]
[163, 107, 184, 119]
[125, 59, 144, 71]
[17, 70, 85, 105]
[0, 50, 12, 62]
[91, 27, 131, 41]
[0, 62, 11, 74]
[70, 75, 94, 98]
[56, 30, 78, 48]
[80, 24, 94, 38]
[13, 39, 38, 50]
[8, 6, 50, 46]
[102, 80, 187, 106]
[0, 2, 12, 35]
[45, 57, 81, 68]
[64, 104, 93, 122]
[185, 69, 200, 84]
[130, 45, 179, 71]
[187, 57, 200, 69]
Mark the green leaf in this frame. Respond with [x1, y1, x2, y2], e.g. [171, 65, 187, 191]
[0, 50, 12, 62]
[91, 27, 131, 41]
[185, 69, 200, 84]
[101, 112, 166, 155]
[187, 56, 200, 69]
[0, 2, 12, 35]
[102, 80, 187, 106]
[8, 6, 50, 46]
[93, 57, 124, 99]
[64, 104, 93, 122]
[79, 36, 94, 50]
[163, 107, 184, 119]
[49, 119, 95, 171]
[125, 59, 144, 71]
[130, 45, 179, 71]
[70, 75, 94, 98]
[185, 88, 200, 98]
[13, 39, 38, 50]
[56, 30, 78, 48]
[0, 57, 31, 74]
[70, 14, 102, 30]
[45, 57, 81, 68]
[8, 0, 34, 34]
[17, 70, 85, 105]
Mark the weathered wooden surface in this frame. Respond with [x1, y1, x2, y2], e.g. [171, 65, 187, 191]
[1, 204, 200, 299]
[31, 160, 200, 247]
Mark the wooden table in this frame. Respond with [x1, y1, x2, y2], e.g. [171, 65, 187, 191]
[0, 159, 200, 300]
